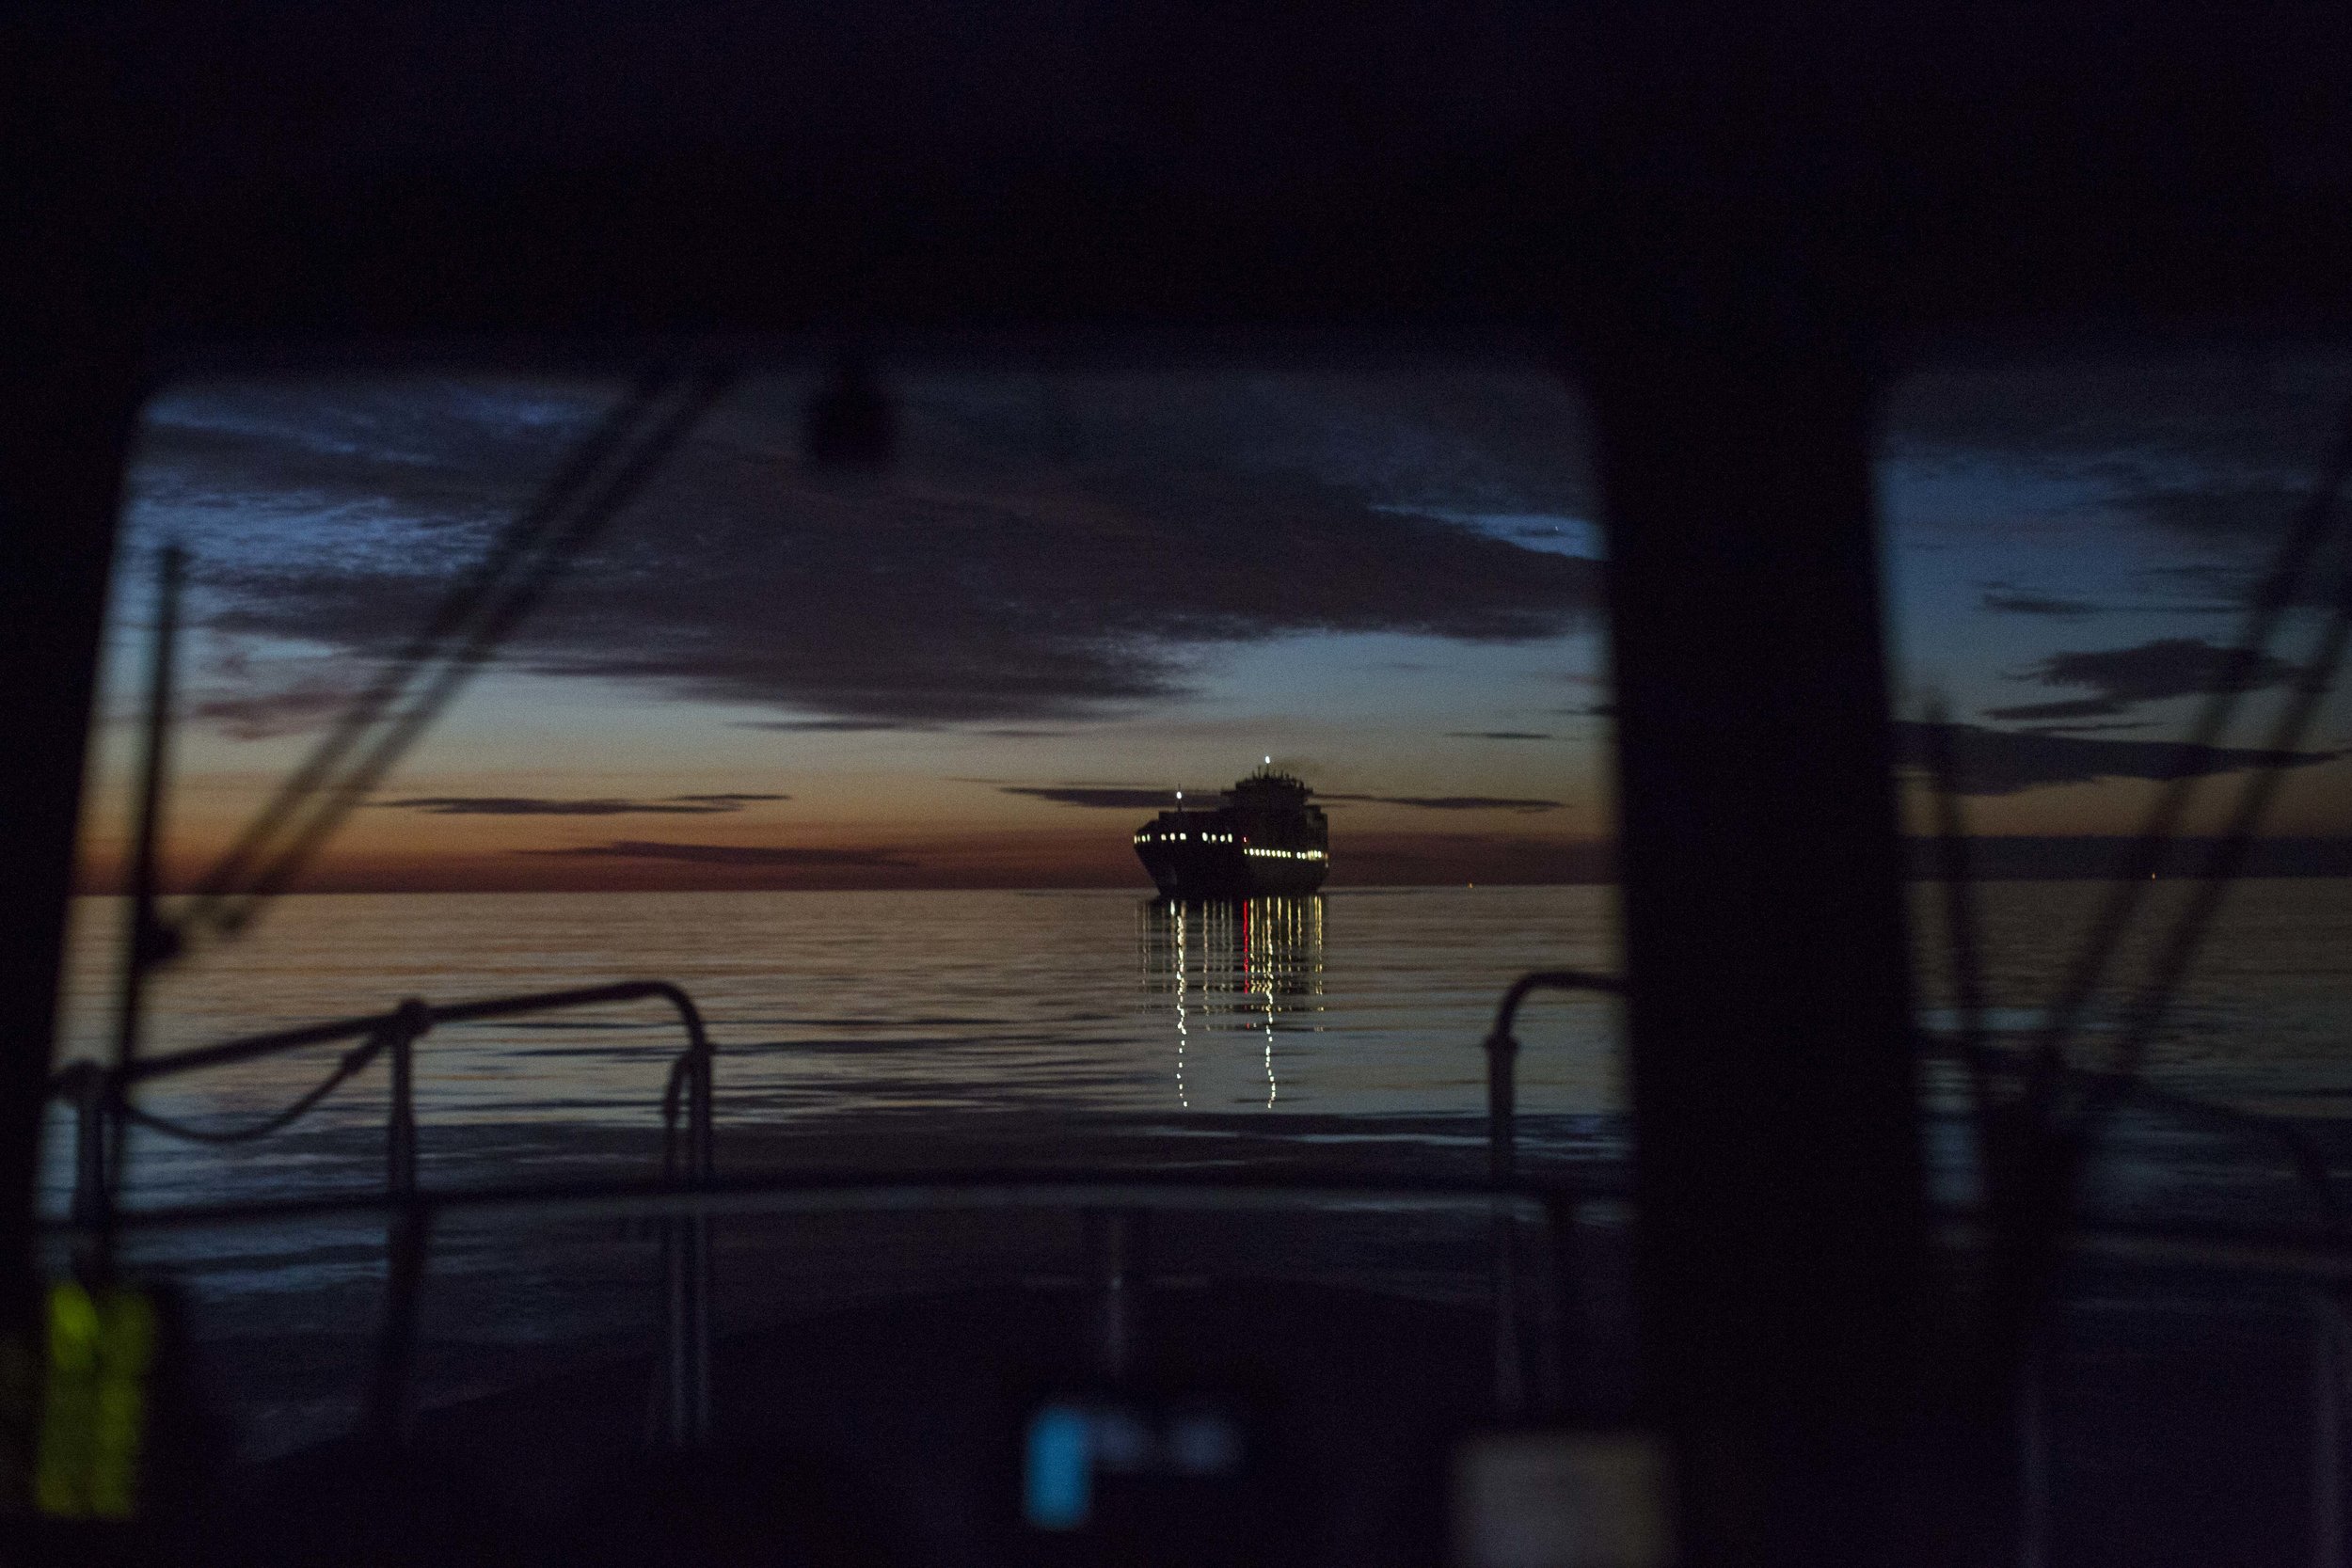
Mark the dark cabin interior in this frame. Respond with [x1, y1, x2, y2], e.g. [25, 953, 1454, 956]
[7, 7, 2352, 1565]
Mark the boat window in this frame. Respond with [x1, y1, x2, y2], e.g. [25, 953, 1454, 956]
[47, 356, 1628, 1459]
[1877, 342, 2352, 1555]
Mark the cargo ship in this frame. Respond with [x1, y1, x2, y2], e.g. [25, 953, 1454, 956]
[1134, 763, 1329, 897]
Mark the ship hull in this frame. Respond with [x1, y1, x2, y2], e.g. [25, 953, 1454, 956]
[1136, 843, 1327, 898]
[1134, 767, 1330, 897]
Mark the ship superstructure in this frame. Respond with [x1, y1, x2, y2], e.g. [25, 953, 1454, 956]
[1134, 764, 1329, 897]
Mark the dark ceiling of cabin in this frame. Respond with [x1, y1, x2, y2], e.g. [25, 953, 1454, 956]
[11, 5, 2352, 352]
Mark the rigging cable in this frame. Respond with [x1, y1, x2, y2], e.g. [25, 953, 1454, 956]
[112, 1037, 391, 1147]
[2081, 518, 2352, 1117]
[177, 368, 676, 925]
[91, 363, 734, 1249]
[2023, 402, 2352, 1103]
[168, 363, 736, 949]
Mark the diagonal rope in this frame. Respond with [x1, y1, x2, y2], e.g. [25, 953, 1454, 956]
[171, 365, 737, 945]
[1951, 387, 2352, 1389]
[2074, 520, 2352, 1123]
[180, 368, 675, 920]
[1920, 698, 2006, 1202]
[115, 1036, 390, 1146]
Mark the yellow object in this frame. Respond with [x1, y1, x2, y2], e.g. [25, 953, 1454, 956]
[34, 1282, 155, 1520]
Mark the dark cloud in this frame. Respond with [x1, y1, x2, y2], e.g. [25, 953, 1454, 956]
[1319, 793, 1564, 812]
[1893, 720, 2337, 797]
[1983, 697, 2128, 722]
[1979, 585, 2099, 618]
[133, 372, 1602, 731]
[1889, 355, 2352, 477]
[1888, 356, 2352, 596]
[1000, 785, 1184, 810]
[2018, 721, 2155, 735]
[735, 719, 927, 733]
[2122, 482, 2310, 542]
[1903, 836, 2352, 880]
[134, 380, 601, 539]
[2132, 562, 2332, 615]
[188, 685, 360, 740]
[1445, 730, 1553, 740]
[377, 796, 769, 816]
[517, 841, 913, 866]
[2133, 564, 2252, 605]
[1983, 637, 2302, 721]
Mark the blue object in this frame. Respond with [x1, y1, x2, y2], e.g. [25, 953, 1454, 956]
[1025, 1403, 1092, 1529]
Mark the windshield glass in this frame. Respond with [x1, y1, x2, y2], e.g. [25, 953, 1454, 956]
[47, 358, 1624, 1458]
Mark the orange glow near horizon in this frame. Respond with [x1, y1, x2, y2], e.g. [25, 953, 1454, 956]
[73, 813, 1618, 895]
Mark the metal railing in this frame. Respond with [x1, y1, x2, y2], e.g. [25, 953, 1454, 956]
[1478, 968, 2352, 1564]
[1480, 969, 1625, 1414]
[46, 979, 718, 1444]
[48, 1167, 1586, 1442]
[38, 966, 1615, 1449]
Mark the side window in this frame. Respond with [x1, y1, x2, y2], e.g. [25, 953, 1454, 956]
[1883, 350, 2352, 1118]
[1878, 342, 2352, 1560]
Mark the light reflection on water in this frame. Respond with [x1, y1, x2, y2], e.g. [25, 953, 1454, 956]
[1143, 896, 1327, 1112]
[41, 879, 2352, 1214]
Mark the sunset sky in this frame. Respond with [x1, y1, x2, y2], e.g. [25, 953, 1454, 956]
[74, 349, 2352, 894]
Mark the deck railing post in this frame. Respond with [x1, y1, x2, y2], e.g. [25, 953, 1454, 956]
[364, 1001, 431, 1449]
[1478, 974, 1622, 1421]
[1485, 1026, 1518, 1191]
[653, 992, 718, 1449]
[651, 992, 718, 1448]
[689, 1023, 713, 1442]
[365, 1203, 431, 1449]
[69, 1066, 109, 1230]
[661, 1212, 691, 1447]
[1492, 1208, 1524, 1419]
[384, 1001, 426, 1200]
[1484, 1022, 1524, 1417]
[2018, 1335, 2050, 1568]
[2313, 1294, 2345, 1568]
[1538, 1193, 1579, 1418]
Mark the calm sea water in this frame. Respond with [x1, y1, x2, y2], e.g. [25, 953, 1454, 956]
[49, 886, 1628, 1206]
[38, 880, 2352, 1455]
[48, 880, 2352, 1192]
